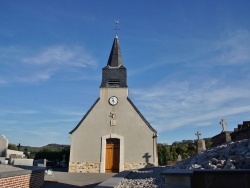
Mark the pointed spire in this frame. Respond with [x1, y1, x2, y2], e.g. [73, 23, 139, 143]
[107, 35, 123, 67]
[100, 36, 127, 88]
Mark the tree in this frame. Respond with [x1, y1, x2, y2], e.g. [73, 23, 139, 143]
[157, 138, 211, 165]
[8, 143, 18, 150]
[34, 148, 70, 162]
[204, 138, 212, 149]
[157, 144, 167, 166]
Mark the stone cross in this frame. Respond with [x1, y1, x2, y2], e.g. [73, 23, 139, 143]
[195, 131, 201, 140]
[24, 147, 28, 155]
[114, 20, 120, 35]
[220, 119, 227, 132]
[17, 143, 21, 151]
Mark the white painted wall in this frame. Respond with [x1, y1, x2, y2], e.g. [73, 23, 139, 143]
[70, 87, 158, 169]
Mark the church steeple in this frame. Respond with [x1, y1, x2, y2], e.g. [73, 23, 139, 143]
[100, 35, 127, 88]
[107, 35, 123, 67]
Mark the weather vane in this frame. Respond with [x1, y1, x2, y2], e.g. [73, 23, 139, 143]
[114, 20, 120, 35]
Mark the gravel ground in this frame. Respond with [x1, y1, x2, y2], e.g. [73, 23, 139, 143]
[116, 167, 168, 188]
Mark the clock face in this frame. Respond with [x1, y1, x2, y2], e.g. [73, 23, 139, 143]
[109, 96, 118, 106]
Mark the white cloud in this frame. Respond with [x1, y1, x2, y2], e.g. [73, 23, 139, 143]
[0, 109, 38, 116]
[129, 30, 250, 134]
[21, 129, 63, 137]
[0, 45, 98, 84]
[22, 45, 96, 68]
[212, 30, 250, 66]
[131, 79, 250, 132]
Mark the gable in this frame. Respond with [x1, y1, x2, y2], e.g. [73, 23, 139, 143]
[69, 96, 157, 135]
[127, 97, 157, 134]
[69, 98, 100, 134]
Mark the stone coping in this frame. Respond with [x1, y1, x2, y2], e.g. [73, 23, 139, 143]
[161, 169, 194, 176]
[96, 170, 131, 188]
[0, 164, 45, 178]
[193, 169, 250, 174]
[161, 168, 250, 176]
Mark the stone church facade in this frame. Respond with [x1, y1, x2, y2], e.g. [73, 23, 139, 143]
[69, 35, 158, 173]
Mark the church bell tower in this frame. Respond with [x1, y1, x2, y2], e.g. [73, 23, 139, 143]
[100, 35, 127, 88]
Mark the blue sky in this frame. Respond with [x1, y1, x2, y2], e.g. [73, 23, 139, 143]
[1, 1, 250, 147]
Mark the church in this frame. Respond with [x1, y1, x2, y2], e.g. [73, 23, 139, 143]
[69, 35, 158, 173]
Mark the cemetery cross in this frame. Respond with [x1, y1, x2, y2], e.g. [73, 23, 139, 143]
[195, 131, 201, 140]
[220, 119, 227, 132]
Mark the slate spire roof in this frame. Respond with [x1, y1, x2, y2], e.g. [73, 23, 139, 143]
[100, 35, 127, 88]
[107, 35, 123, 67]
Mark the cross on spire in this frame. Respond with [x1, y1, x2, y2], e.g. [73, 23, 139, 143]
[220, 119, 227, 132]
[195, 131, 201, 140]
[114, 20, 120, 35]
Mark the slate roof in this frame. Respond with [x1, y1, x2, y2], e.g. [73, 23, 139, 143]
[100, 35, 127, 88]
[107, 35, 123, 67]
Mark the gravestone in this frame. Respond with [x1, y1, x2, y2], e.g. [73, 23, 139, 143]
[195, 131, 206, 153]
[0, 157, 6, 164]
[177, 155, 182, 162]
[211, 132, 232, 147]
[60, 154, 67, 167]
[0, 135, 8, 157]
[211, 119, 232, 147]
[10, 154, 17, 164]
[13, 158, 34, 166]
[197, 139, 206, 153]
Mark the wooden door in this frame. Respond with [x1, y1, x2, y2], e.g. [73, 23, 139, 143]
[105, 139, 120, 173]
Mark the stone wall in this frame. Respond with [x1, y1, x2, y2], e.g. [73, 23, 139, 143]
[162, 169, 250, 188]
[211, 131, 232, 147]
[0, 165, 45, 188]
[69, 162, 156, 172]
[231, 127, 250, 142]
[0, 172, 44, 188]
[124, 163, 155, 171]
[68, 162, 100, 173]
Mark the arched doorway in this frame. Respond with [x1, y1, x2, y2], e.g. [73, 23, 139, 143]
[105, 138, 120, 173]
[100, 134, 124, 173]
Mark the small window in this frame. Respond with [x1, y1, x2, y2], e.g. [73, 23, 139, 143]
[108, 80, 119, 87]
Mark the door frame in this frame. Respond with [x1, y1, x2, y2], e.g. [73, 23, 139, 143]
[100, 134, 124, 173]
